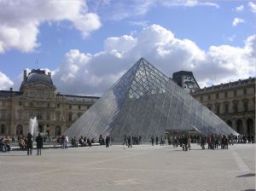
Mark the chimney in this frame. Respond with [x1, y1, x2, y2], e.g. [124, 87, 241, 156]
[48, 72, 51, 77]
[23, 70, 27, 80]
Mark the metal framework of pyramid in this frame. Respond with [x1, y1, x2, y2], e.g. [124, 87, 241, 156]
[65, 58, 237, 142]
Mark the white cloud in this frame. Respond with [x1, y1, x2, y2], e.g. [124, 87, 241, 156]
[235, 5, 244, 12]
[51, 24, 255, 95]
[232, 17, 245, 26]
[0, 72, 14, 90]
[104, 35, 137, 53]
[160, 0, 219, 8]
[195, 35, 256, 87]
[0, 0, 101, 53]
[248, 1, 256, 13]
[92, 0, 219, 21]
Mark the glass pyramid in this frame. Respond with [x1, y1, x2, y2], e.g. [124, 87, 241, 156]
[65, 58, 238, 142]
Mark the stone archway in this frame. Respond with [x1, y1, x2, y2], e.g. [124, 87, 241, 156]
[246, 118, 254, 137]
[236, 119, 243, 134]
[16, 124, 23, 135]
[55, 126, 61, 136]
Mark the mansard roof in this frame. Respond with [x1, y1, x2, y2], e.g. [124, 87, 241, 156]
[193, 77, 255, 95]
[0, 90, 22, 97]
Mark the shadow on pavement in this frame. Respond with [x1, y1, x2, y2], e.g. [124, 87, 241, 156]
[237, 173, 255, 178]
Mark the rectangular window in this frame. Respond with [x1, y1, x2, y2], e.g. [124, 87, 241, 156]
[225, 103, 229, 113]
[243, 88, 247, 95]
[243, 101, 248, 112]
[225, 91, 228, 98]
[216, 104, 220, 114]
[46, 113, 50, 120]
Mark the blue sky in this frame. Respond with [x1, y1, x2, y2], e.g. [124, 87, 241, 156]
[0, 0, 255, 95]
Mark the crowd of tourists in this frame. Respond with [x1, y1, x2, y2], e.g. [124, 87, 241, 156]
[169, 134, 253, 151]
[0, 133, 43, 155]
[58, 134, 112, 148]
[0, 132, 254, 154]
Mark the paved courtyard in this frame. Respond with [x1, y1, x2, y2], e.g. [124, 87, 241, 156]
[0, 144, 255, 191]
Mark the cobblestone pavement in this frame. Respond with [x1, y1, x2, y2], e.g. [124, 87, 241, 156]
[0, 144, 255, 191]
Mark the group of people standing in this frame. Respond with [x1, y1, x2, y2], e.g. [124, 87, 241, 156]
[123, 135, 143, 148]
[171, 134, 232, 151]
[63, 134, 112, 148]
[200, 134, 229, 150]
[26, 132, 43, 155]
[150, 136, 165, 146]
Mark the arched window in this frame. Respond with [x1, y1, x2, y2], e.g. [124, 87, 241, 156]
[236, 119, 243, 134]
[16, 124, 23, 135]
[0, 124, 5, 134]
[247, 118, 254, 137]
[55, 126, 61, 136]
[226, 120, 232, 128]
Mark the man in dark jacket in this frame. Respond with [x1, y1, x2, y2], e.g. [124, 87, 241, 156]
[27, 132, 33, 155]
[36, 133, 43, 155]
[105, 136, 110, 148]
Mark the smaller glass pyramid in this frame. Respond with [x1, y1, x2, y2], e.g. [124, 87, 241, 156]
[65, 58, 238, 142]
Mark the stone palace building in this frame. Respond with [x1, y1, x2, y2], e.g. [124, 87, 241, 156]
[172, 71, 255, 137]
[0, 69, 99, 137]
[192, 78, 255, 137]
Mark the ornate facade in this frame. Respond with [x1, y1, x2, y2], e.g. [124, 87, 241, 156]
[0, 69, 99, 137]
[192, 78, 255, 137]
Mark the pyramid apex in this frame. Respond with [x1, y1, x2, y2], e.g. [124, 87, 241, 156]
[138, 57, 147, 62]
[136, 57, 151, 66]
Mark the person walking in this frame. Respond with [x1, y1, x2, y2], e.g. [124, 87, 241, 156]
[151, 136, 154, 146]
[105, 136, 110, 148]
[36, 133, 43, 155]
[27, 132, 33, 155]
[127, 136, 132, 148]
